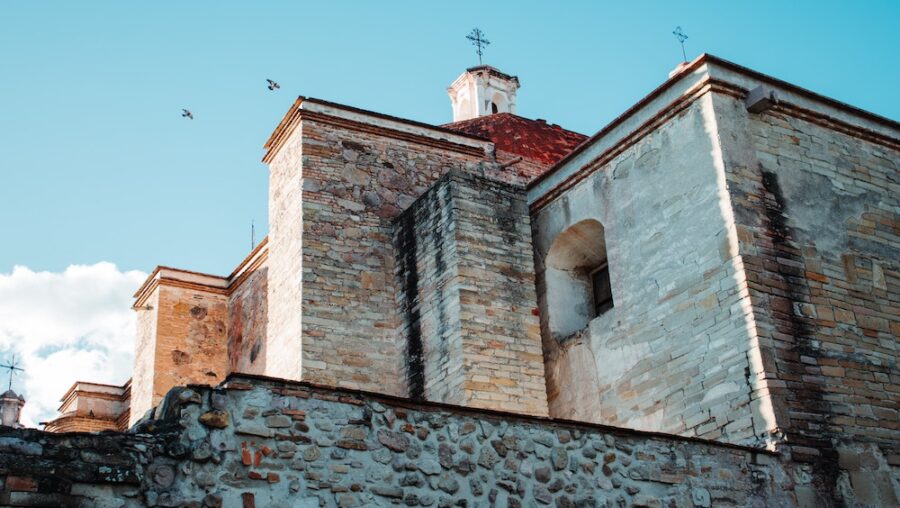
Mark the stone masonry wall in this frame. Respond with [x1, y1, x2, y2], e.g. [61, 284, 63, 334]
[266, 123, 304, 381]
[712, 91, 900, 483]
[4, 374, 877, 507]
[296, 117, 488, 397]
[131, 285, 229, 425]
[394, 171, 462, 404]
[531, 96, 768, 445]
[229, 264, 269, 376]
[131, 290, 160, 426]
[453, 172, 548, 416]
[394, 171, 548, 415]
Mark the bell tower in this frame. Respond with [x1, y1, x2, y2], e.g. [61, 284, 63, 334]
[447, 66, 520, 122]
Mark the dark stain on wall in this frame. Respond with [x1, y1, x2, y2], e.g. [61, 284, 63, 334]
[760, 169, 839, 487]
[395, 209, 426, 401]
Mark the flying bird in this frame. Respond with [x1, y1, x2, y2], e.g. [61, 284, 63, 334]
[181, 109, 193, 120]
[266, 79, 280, 91]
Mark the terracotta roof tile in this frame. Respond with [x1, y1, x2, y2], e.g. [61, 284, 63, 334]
[443, 113, 587, 167]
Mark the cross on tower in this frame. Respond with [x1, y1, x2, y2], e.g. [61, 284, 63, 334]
[672, 26, 688, 62]
[466, 28, 490, 65]
[0, 355, 23, 391]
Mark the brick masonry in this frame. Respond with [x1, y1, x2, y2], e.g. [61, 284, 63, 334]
[6, 374, 888, 507]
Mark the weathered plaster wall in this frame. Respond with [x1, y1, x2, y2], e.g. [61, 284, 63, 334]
[394, 171, 548, 415]
[131, 290, 160, 426]
[228, 264, 269, 376]
[130, 285, 229, 426]
[266, 123, 305, 382]
[7, 375, 890, 507]
[532, 96, 766, 445]
[155, 285, 229, 403]
[712, 90, 900, 475]
[294, 115, 488, 397]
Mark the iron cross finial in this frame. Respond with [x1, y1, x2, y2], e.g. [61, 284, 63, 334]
[672, 26, 688, 62]
[0, 355, 23, 391]
[466, 28, 490, 65]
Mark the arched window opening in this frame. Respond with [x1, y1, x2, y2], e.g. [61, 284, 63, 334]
[543, 219, 613, 341]
[490, 92, 507, 115]
[591, 263, 613, 316]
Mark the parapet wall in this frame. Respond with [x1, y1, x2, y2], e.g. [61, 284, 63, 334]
[4, 375, 897, 507]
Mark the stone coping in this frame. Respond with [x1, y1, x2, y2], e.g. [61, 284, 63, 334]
[262, 96, 493, 163]
[217, 372, 779, 457]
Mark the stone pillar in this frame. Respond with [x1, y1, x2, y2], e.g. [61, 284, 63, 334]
[394, 170, 549, 416]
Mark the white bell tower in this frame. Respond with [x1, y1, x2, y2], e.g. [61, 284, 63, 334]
[447, 66, 520, 122]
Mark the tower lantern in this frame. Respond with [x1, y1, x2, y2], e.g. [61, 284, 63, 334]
[447, 66, 520, 122]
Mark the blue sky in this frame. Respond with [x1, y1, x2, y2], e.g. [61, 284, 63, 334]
[1, 1, 898, 275]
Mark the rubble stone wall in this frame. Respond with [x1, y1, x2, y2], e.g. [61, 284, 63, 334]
[4, 375, 878, 508]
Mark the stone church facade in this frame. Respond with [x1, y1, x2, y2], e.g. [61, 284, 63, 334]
[3, 54, 898, 506]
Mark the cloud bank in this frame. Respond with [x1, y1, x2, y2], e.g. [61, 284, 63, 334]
[0, 263, 146, 427]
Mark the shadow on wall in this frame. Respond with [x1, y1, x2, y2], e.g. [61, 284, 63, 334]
[228, 267, 269, 376]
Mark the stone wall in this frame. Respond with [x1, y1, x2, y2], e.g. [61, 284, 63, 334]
[712, 89, 900, 471]
[6, 374, 886, 507]
[131, 282, 229, 426]
[228, 263, 269, 376]
[154, 285, 230, 409]
[131, 289, 160, 426]
[394, 171, 461, 404]
[286, 105, 491, 397]
[394, 170, 548, 415]
[531, 96, 767, 445]
[266, 118, 305, 382]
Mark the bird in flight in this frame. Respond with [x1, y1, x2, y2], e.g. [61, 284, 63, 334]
[266, 79, 280, 91]
[181, 109, 194, 120]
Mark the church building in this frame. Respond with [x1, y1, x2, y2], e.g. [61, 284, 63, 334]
[27, 54, 899, 506]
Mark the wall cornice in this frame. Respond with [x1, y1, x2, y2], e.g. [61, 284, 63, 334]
[263, 97, 491, 164]
[528, 54, 900, 213]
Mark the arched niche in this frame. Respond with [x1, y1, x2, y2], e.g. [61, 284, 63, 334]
[544, 219, 613, 341]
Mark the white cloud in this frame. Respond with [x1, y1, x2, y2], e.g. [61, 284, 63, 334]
[0, 263, 146, 427]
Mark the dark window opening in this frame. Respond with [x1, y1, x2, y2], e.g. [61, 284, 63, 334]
[491, 102, 499, 114]
[591, 263, 613, 317]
